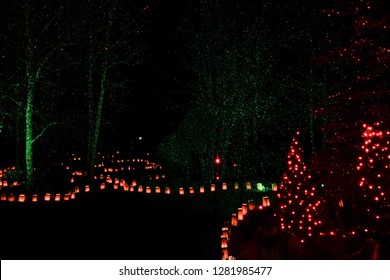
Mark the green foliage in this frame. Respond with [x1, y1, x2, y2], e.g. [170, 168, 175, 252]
[158, 0, 308, 184]
[158, 108, 216, 184]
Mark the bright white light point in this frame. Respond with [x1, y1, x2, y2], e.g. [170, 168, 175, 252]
[139, 136, 143, 140]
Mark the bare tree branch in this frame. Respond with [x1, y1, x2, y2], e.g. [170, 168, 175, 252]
[32, 121, 59, 144]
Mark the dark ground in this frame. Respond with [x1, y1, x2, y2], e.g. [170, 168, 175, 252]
[0, 190, 222, 260]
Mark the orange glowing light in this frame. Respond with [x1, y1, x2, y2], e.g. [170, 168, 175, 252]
[242, 203, 248, 215]
[262, 196, 271, 207]
[18, 194, 26, 202]
[231, 214, 238, 226]
[222, 183, 227, 190]
[44, 193, 51, 201]
[237, 208, 244, 221]
[221, 237, 228, 248]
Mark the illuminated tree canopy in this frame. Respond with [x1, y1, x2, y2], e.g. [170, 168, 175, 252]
[158, 0, 321, 184]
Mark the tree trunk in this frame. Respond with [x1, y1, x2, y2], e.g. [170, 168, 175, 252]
[25, 78, 35, 190]
[15, 110, 21, 170]
[89, 54, 108, 177]
[87, 4, 115, 176]
[87, 34, 96, 177]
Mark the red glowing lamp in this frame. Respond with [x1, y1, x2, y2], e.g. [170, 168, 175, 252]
[214, 156, 221, 165]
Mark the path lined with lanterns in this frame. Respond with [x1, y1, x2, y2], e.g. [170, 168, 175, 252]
[0, 151, 387, 260]
[0, 152, 277, 260]
[1, 123, 389, 259]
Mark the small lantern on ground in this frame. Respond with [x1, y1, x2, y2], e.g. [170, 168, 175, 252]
[8, 193, 15, 202]
[222, 248, 229, 260]
[231, 213, 238, 226]
[257, 183, 265, 192]
[237, 208, 244, 220]
[221, 236, 228, 248]
[222, 227, 229, 239]
[242, 203, 248, 215]
[262, 196, 270, 207]
[18, 194, 26, 203]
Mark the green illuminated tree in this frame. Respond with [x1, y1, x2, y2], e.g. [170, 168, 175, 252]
[1, 1, 80, 190]
[1, 0, 148, 188]
[159, 0, 313, 183]
[83, 0, 148, 177]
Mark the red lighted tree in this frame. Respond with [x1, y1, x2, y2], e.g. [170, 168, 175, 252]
[356, 123, 390, 229]
[277, 132, 326, 242]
